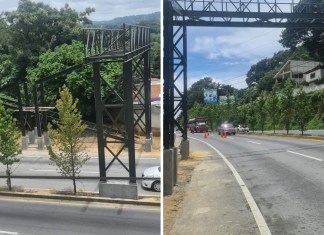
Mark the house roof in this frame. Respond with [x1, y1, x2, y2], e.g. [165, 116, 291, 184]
[304, 65, 324, 74]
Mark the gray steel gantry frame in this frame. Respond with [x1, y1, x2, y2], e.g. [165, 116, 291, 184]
[84, 24, 151, 182]
[164, 0, 324, 150]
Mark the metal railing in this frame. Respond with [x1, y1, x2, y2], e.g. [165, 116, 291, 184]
[83, 24, 151, 59]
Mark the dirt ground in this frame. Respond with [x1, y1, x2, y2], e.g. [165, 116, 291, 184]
[81, 135, 161, 158]
[163, 150, 209, 235]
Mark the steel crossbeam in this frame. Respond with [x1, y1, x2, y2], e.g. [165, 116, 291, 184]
[171, 0, 324, 27]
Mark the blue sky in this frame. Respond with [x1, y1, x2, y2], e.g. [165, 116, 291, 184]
[0, 0, 160, 21]
[186, 27, 286, 89]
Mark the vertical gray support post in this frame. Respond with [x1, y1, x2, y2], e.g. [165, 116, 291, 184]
[17, 85, 27, 150]
[33, 84, 43, 150]
[40, 83, 50, 145]
[24, 83, 34, 144]
[144, 51, 152, 152]
[93, 62, 107, 182]
[163, 148, 174, 196]
[124, 60, 136, 184]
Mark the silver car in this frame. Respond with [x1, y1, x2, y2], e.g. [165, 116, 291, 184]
[142, 166, 161, 192]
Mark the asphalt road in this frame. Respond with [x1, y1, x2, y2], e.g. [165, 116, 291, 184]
[0, 197, 160, 235]
[189, 132, 324, 234]
[0, 156, 160, 195]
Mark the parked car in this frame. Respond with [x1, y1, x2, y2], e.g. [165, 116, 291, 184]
[236, 125, 250, 133]
[218, 123, 236, 135]
[142, 166, 160, 192]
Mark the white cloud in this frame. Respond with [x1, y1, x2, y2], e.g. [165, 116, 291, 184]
[190, 28, 284, 64]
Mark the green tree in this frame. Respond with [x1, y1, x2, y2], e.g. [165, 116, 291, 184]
[266, 83, 280, 133]
[2, 0, 94, 83]
[26, 40, 121, 119]
[47, 86, 90, 194]
[279, 79, 295, 134]
[0, 101, 21, 191]
[256, 91, 267, 133]
[294, 90, 313, 135]
[247, 101, 258, 132]
[310, 89, 324, 122]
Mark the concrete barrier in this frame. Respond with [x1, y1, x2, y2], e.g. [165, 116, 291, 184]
[180, 139, 189, 160]
[171, 147, 178, 186]
[163, 149, 174, 196]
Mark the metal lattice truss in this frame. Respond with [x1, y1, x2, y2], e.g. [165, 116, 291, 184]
[171, 0, 324, 27]
[90, 24, 151, 182]
[83, 24, 151, 61]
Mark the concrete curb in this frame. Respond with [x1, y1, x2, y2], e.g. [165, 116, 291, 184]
[0, 191, 160, 207]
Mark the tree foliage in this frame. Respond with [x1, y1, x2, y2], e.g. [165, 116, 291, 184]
[265, 83, 280, 133]
[26, 40, 122, 119]
[0, 101, 21, 191]
[279, 79, 295, 134]
[1, 0, 94, 84]
[47, 86, 90, 194]
[294, 90, 313, 135]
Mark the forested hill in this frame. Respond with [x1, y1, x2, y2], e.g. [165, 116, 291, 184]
[92, 12, 160, 32]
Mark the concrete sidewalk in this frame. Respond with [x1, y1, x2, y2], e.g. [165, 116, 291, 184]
[169, 139, 260, 235]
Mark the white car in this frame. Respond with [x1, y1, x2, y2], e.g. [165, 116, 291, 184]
[142, 166, 161, 192]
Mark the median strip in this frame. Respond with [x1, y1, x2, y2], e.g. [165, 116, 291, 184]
[286, 150, 323, 162]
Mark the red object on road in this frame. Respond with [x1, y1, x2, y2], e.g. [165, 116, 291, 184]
[204, 132, 207, 139]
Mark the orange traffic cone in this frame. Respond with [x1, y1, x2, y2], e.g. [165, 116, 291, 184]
[224, 132, 227, 138]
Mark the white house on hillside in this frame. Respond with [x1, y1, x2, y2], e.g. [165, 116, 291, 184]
[304, 65, 324, 83]
[274, 60, 322, 83]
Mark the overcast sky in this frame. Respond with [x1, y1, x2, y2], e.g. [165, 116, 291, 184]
[0, 0, 160, 21]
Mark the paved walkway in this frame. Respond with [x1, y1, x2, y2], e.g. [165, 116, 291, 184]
[169, 138, 260, 235]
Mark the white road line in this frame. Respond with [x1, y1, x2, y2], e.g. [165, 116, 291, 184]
[287, 150, 323, 162]
[0, 231, 18, 235]
[81, 171, 99, 174]
[190, 136, 271, 235]
[29, 169, 56, 172]
[227, 137, 235, 140]
[247, 141, 261, 145]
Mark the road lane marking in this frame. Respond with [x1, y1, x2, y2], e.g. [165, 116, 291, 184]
[247, 141, 261, 145]
[0, 231, 18, 235]
[81, 171, 99, 174]
[227, 137, 235, 140]
[287, 150, 323, 162]
[29, 169, 56, 172]
[190, 136, 271, 235]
